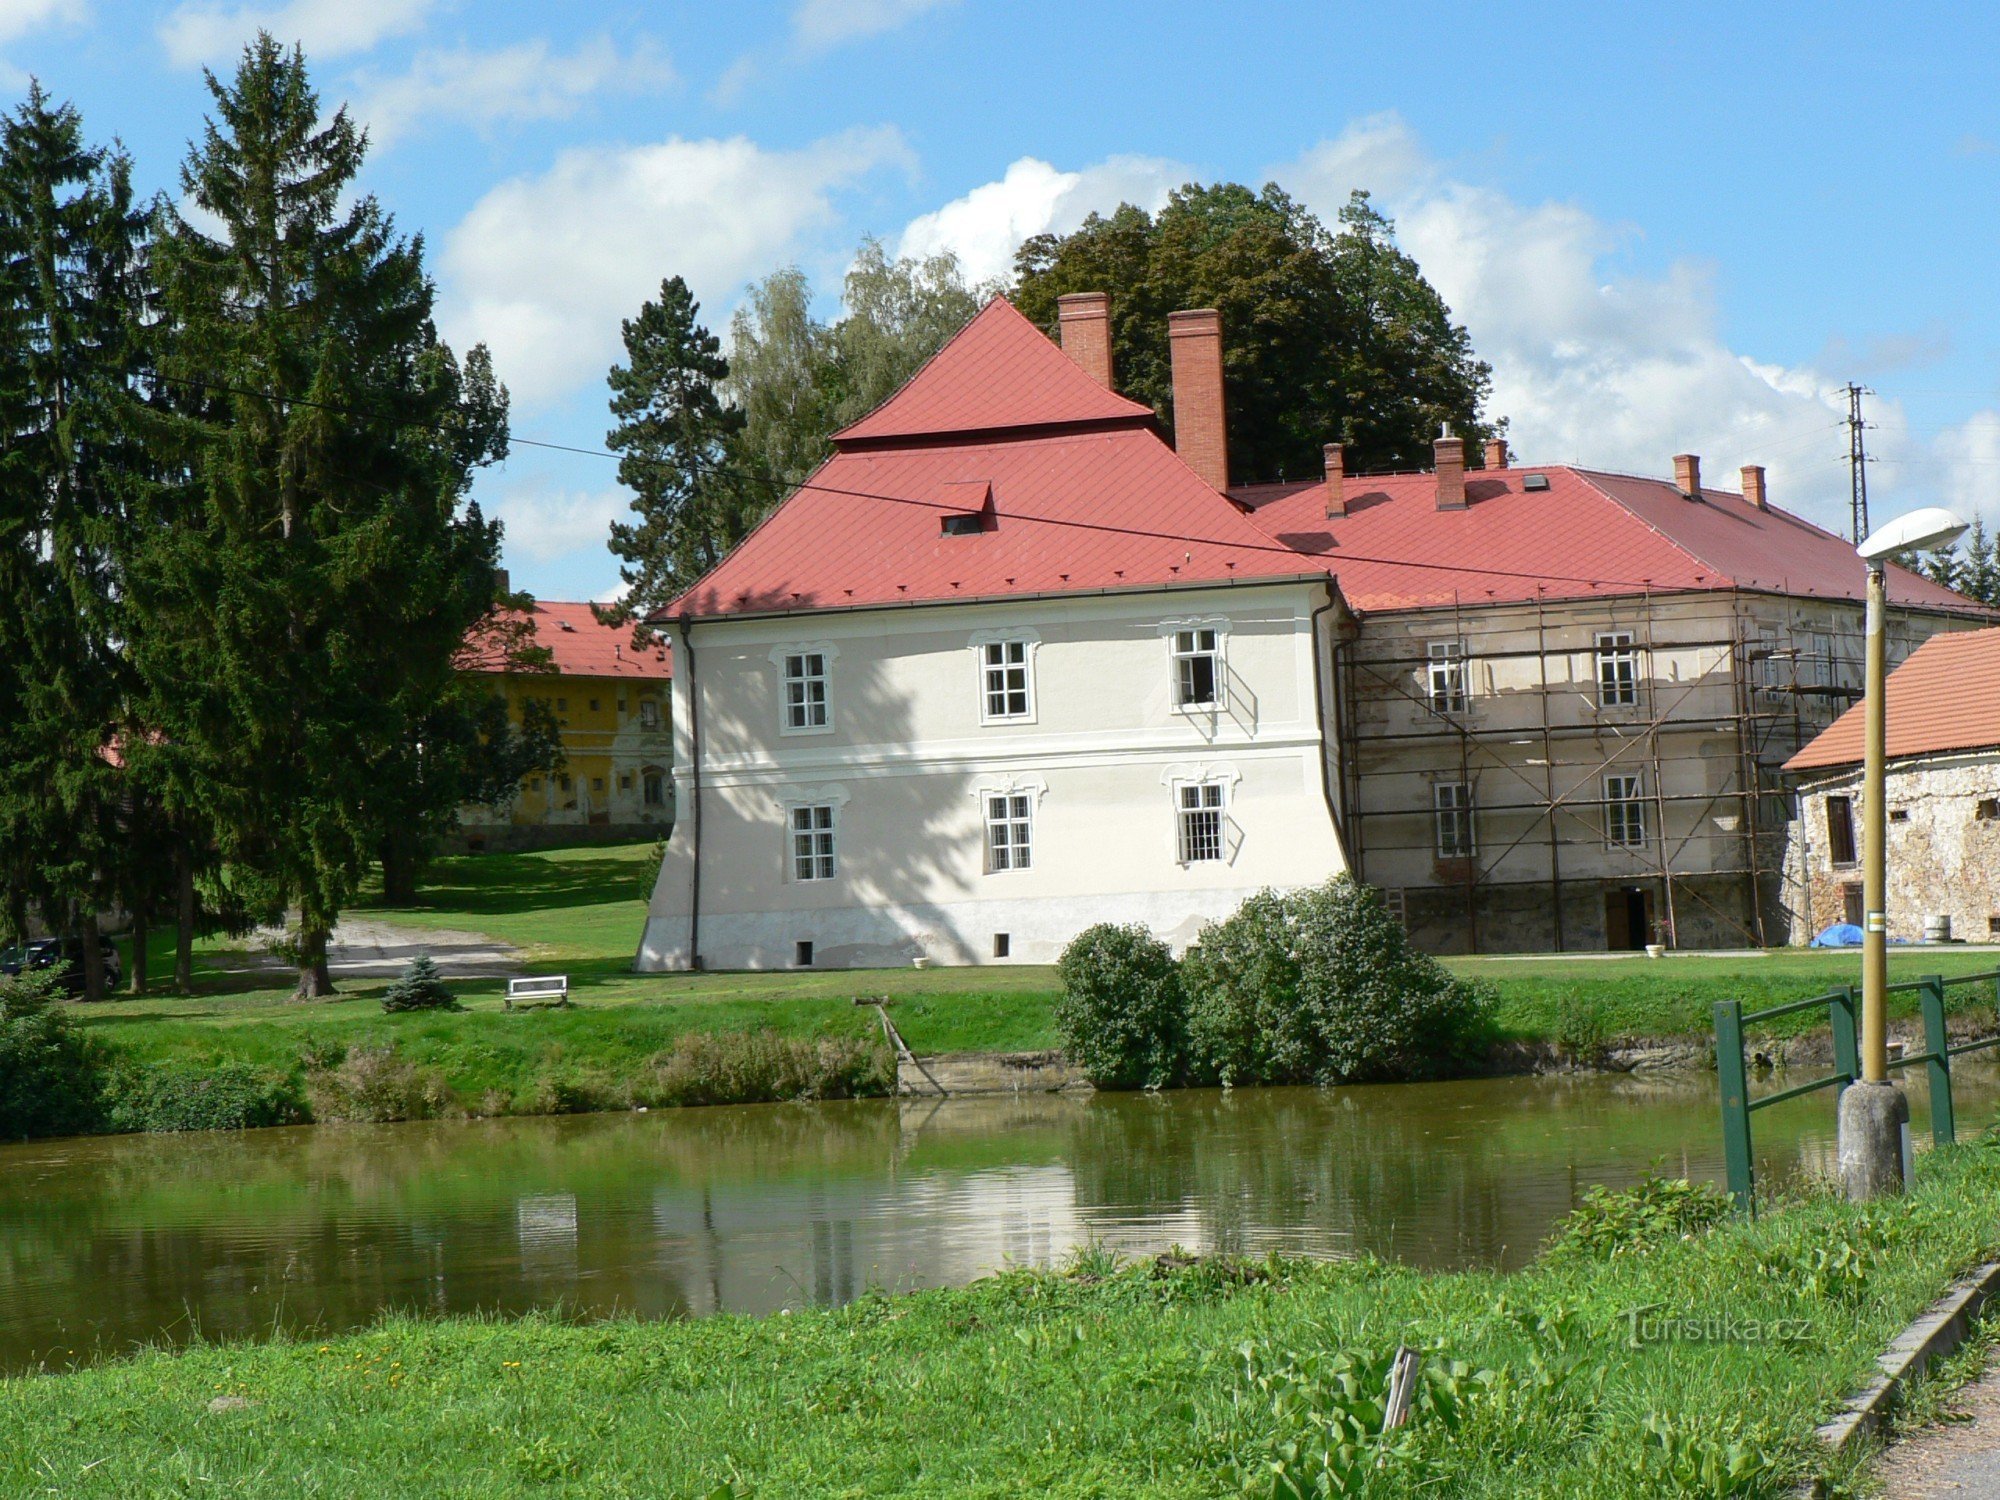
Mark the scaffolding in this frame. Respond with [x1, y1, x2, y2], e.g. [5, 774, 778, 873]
[1333, 588, 1894, 953]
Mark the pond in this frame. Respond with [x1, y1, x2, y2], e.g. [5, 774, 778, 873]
[0, 1066, 1990, 1375]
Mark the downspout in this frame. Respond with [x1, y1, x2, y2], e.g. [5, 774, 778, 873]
[1309, 582, 1350, 856]
[679, 618, 704, 971]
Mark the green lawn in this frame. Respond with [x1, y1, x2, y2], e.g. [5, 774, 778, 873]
[6, 1142, 1997, 1496]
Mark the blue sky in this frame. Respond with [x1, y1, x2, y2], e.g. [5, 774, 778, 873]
[8, 0, 2000, 600]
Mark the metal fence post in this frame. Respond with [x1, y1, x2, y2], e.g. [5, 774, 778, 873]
[1714, 999, 1754, 1214]
[1921, 974, 1954, 1147]
[1831, 985, 1861, 1085]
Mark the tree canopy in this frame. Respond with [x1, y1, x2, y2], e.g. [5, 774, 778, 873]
[1012, 183, 1498, 483]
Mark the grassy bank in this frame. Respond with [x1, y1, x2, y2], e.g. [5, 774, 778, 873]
[7, 1143, 1999, 1496]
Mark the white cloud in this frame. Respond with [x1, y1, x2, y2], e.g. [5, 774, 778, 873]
[159, 0, 430, 69]
[496, 487, 628, 567]
[349, 36, 675, 149]
[897, 154, 1189, 287]
[792, 0, 952, 51]
[0, 0, 82, 45]
[441, 126, 912, 407]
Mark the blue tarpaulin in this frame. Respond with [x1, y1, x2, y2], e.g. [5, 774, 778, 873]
[1811, 923, 1866, 947]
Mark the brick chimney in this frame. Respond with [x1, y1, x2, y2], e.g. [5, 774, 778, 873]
[1056, 292, 1113, 390]
[1483, 436, 1508, 469]
[494, 566, 511, 597]
[1435, 426, 1467, 510]
[1168, 309, 1229, 491]
[1741, 464, 1768, 512]
[1673, 453, 1702, 500]
[1323, 442, 1346, 518]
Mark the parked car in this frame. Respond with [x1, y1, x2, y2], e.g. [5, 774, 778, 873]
[0, 935, 121, 994]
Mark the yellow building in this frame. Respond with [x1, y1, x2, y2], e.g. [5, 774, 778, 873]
[459, 600, 674, 850]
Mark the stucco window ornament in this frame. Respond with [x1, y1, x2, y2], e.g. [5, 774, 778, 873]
[968, 628, 1040, 724]
[971, 775, 1046, 873]
[1158, 616, 1231, 713]
[769, 642, 840, 736]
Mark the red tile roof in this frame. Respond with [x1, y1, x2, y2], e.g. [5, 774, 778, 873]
[1232, 467, 1982, 616]
[833, 298, 1155, 445]
[1784, 625, 2000, 772]
[462, 600, 672, 680]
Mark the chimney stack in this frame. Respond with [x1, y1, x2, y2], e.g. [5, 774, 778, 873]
[1056, 291, 1114, 390]
[1483, 436, 1508, 470]
[494, 566, 511, 598]
[1673, 453, 1702, 500]
[1434, 426, 1467, 510]
[1323, 443, 1346, 518]
[1741, 464, 1768, 512]
[1168, 308, 1229, 491]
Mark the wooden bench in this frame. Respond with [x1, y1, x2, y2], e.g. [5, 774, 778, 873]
[505, 975, 570, 1010]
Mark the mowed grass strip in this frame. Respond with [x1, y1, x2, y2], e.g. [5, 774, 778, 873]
[6, 1144, 1998, 1497]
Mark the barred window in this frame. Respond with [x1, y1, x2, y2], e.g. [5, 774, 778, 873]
[1605, 773, 1648, 847]
[1177, 782, 1225, 863]
[1595, 631, 1639, 708]
[790, 804, 836, 881]
[783, 652, 829, 731]
[1434, 782, 1475, 859]
[1427, 640, 1467, 713]
[982, 640, 1033, 720]
[1173, 628, 1220, 708]
[985, 794, 1033, 871]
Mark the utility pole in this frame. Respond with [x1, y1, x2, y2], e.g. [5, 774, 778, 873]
[1846, 383, 1872, 543]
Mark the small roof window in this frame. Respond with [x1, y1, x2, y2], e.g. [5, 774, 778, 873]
[1521, 473, 1551, 492]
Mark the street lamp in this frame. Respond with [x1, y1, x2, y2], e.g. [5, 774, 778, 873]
[1839, 505, 1969, 1201]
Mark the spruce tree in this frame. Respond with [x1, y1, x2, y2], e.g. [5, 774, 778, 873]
[139, 37, 509, 999]
[0, 85, 147, 999]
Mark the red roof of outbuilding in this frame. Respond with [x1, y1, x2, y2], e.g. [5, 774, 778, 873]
[1784, 625, 2000, 772]
[1232, 467, 1982, 616]
[461, 600, 672, 679]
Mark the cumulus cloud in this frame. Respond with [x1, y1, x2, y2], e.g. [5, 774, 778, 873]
[0, 0, 82, 44]
[349, 36, 675, 149]
[440, 126, 912, 407]
[495, 486, 629, 567]
[159, 0, 430, 69]
[897, 154, 1190, 286]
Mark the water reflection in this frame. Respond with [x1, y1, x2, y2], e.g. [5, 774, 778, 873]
[0, 1066, 1988, 1374]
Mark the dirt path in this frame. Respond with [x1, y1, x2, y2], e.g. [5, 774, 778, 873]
[215, 917, 522, 981]
[1878, 1365, 2000, 1497]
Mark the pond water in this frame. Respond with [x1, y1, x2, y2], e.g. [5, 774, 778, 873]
[1, 1066, 1992, 1375]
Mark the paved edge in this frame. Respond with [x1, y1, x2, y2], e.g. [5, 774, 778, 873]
[1797, 1258, 2000, 1497]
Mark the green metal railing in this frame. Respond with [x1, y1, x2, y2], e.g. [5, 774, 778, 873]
[1714, 968, 2000, 1214]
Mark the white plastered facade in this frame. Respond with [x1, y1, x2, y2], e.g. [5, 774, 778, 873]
[636, 580, 1349, 970]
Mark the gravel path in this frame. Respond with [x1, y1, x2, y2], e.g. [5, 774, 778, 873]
[217, 917, 522, 981]
[1878, 1367, 2000, 1497]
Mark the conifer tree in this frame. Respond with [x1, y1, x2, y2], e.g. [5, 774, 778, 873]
[139, 37, 508, 999]
[0, 85, 147, 999]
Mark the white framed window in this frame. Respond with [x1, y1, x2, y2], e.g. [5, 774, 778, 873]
[1434, 782, 1475, 859]
[985, 793, 1033, 871]
[770, 643, 839, 735]
[1172, 627, 1222, 709]
[1177, 781, 1226, 863]
[976, 638, 1035, 722]
[1595, 631, 1639, 708]
[1605, 773, 1648, 847]
[1426, 640, 1468, 713]
[790, 804, 836, 881]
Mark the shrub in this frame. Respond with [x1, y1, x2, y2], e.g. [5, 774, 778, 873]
[381, 952, 460, 1013]
[304, 1044, 456, 1122]
[1183, 878, 1493, 1086]
[635, 1030, 893, 1108]
[1554, 991, 1611, 1060]
[1052, 923, 1188, 1090]
[106, 1062, 307, 1133]
[1548, 1175, 1733, 1261]
[0, 972, 109, 1139]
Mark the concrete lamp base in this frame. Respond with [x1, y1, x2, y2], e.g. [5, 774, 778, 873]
[1838, 1081, 1910, 1201]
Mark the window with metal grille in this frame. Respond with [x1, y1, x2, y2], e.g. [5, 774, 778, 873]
[1605, 773, 1648, 847]
[1427, 640, 1468, 713]
[790, 804, 836, 881]
[1173, 628, 1220, 708]
[985, 794, 1033, 871]
[783, 652, 829, 731]
[981, 640, 1032, 720]
[1177, 782, 1225, 862]
[1595, 631, 1639, 707]
[1826, 795, 1857, 865]
[638, 698, 660, 730]
[1434, 782, 1475, 859]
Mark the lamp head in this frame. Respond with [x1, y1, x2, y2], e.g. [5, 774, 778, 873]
[1857, 506, 1970, 563]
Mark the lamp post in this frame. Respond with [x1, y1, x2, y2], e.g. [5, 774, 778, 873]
[1839, 505, 1969, 1200]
